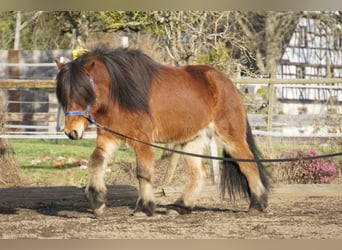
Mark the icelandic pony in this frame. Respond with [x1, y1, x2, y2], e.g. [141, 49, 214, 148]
[55, 44, 270, 217]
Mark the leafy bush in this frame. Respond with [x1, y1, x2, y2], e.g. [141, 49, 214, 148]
[277, 148, 338, 184]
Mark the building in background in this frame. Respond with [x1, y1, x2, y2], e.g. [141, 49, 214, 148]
[276, 14, 342, 115]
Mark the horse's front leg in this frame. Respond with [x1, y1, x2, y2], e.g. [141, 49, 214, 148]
[133, 144, 156, 216]
[85, 137, 119, 217]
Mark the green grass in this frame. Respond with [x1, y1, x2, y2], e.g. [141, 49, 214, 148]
[11, 139, 96, 165]
[9, 138, 163, 187]
[9, 139, 136, 187]
[9, 139, 91, 186]
[8, 138, 342, 187]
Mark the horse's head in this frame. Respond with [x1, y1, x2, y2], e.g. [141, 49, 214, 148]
[56, 59, 99, 140]
[56, 45, 156, 140]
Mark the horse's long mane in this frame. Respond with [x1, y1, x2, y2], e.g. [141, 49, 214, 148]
[56, 44, 161, 113]
[56, 59, 96, 110]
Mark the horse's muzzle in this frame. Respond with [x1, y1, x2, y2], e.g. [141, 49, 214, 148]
[66, 130, 81, 140]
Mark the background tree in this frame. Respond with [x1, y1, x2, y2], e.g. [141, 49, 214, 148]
[14, 11, 43, 50]
[0, 90, 23, 187]
[233, 11, 301, 76]
[143, 11, 254, 77]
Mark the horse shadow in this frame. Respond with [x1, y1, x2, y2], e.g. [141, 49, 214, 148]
[0, 185, 247, 218]
[0, 185, 137, 218]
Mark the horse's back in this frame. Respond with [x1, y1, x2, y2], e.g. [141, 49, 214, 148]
[149, 64, 242, 143]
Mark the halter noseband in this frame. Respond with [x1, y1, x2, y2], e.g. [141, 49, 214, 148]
[64, 76, 97, 124]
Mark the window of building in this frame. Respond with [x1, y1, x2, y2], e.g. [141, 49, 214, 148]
[296, 66, 305, 78]
[298, 26, 308, 47]
[334, 36, 342, 49]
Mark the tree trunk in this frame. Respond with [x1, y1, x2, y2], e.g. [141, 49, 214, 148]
[14, 11, 21, 50]
[0, 90, 22, 187]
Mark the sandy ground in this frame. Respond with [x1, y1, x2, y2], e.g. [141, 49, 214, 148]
[0, 184, 341, 239]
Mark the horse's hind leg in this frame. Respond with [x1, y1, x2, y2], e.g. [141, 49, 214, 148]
[85, 138, 119, 217]
[168, 134, 208, 214]
[221, 138, 268, 212]
[133, 144, 156, 216]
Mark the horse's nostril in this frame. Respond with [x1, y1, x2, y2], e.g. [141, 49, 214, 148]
[66, 130, 78, 140]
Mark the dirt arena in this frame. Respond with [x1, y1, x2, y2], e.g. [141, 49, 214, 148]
[0, 184, 341, 239]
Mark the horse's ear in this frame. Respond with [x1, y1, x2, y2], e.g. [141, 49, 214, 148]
[55, 60, 64, 70]
[84, 61, 95, 73]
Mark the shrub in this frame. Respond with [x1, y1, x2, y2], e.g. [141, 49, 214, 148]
[277, 148, 338, 184]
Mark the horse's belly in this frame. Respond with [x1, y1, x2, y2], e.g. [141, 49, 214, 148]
[152, 117, 214, 144]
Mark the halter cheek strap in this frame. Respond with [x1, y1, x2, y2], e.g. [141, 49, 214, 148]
[64, 76, 97, 124]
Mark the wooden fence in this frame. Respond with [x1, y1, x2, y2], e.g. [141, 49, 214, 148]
[0, 78, 341, 141]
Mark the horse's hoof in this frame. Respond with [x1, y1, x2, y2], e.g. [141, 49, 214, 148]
[93, 203, 106, 218]
[85, 186, 107, 217]
[249, 193, 268, 213]
[133, 198, 156, 217]
[166, 203, 192, 215]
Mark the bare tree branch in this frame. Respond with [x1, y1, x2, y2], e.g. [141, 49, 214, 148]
[14, 11, 44, 50]
[19, 11, 43, 30]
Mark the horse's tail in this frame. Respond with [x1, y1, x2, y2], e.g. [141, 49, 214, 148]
[220, 119, 271, 200]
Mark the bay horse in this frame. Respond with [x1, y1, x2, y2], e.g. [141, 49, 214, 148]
[55, 44, 270, 217]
